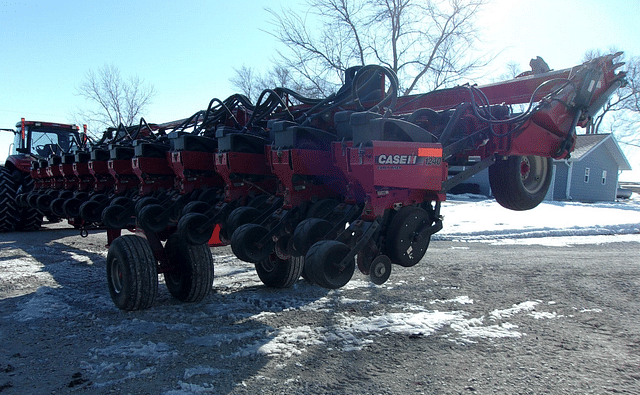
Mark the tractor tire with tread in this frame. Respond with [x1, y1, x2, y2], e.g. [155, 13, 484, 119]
[489, 155, 553, 211]
[163, 234, 214, 303]
[106, 235, 158, 311]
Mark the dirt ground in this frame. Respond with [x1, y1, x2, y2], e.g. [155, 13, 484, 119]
[0, 225, 639, 394]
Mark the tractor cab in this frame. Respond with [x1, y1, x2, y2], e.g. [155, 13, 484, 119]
[12, 119, 82, 158]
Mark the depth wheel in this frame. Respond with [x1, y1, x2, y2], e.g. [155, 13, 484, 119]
[230, 223, 274, 263]
[49, 197, 67, 217]
[489, 155, 552, 211]
[102, 204, 129, 229]
[134, 196, 160, 216]
[255, 255, 304, 288]
[226, 206, 261, 237]
[138, 204, 168, 233]
[181, 200, 210, 216]
[62, 197, 82, 218]
[386, 206, 431, 267]
[305, 240, 355, 289]
[177, 212, 214, 245]
[291, 218, 333, 256]
[163, 234, 214, 303]
[79, 199, 106, 223]
[106, 235, 158, 311]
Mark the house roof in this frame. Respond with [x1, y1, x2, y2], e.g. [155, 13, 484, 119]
[566, 133, 632, 170]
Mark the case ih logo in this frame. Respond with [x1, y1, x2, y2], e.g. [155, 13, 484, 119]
[375, 148, 443, 166]
[376, 154, 418, 165]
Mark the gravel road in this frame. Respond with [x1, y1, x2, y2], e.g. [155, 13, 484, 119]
[0, 225, 639, 394]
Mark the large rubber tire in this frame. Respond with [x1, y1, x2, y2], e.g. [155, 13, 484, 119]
[106, 235, 158, 311]
[305, 240, 355, 289]
[255, 255, 304, 288]
[163, 234, 214, 303]
[386, 206, 431, 267]
[489, 155, 553, 211]
[17, 206, 44, 231]
[0, 167, 19, 232]
[15, 177, 42, 231]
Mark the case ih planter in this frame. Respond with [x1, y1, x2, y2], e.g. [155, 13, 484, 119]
[1, 53, 626, 310]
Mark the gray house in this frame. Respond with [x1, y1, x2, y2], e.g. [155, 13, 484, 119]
[456, 134, 632, 202]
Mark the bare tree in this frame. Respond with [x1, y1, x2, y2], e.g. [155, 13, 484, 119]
[263, 0, 489, 96]
[229, 64, 322, 103]
[76, 64, 155, 133]
[230, 65, 258, 102]
[581, 50, 640, 143]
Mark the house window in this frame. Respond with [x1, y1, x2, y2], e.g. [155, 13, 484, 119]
[584, 168, 590, 183]
[602, 170, 607, 185]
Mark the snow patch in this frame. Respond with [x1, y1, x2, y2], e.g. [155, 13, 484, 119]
[490, 301, 540, 320]
[12, 287, 71, 321]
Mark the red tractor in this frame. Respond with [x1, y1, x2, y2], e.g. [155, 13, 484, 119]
[0, 119, 85, 231]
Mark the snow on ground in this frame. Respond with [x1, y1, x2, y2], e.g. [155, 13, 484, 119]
[205, 196, 640, 361]
[437, 193, 640, 245]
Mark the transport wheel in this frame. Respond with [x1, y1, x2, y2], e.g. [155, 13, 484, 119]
[230, 223, 274, 263]
[305, 240, 355, 289]
[226, 206, 261, 237]
[307, 198, 339, 219]
[386, 206, 431, 267]
[369, 255, 392, 285]
[106, 235, 158, 311]
[177, 212, 214, 245]
[0, 167, 19, 232]
[163, 234, 214, 303]
[291, 218, 333, 256]
[138, 204, 168, 233]
[489, 155, 552, 211]
[255, 255, 304, 288]
[102, 204, 129, 229]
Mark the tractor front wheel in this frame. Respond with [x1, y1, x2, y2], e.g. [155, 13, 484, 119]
[0, 167, 19, 232]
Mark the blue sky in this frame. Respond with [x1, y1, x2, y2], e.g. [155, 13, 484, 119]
[1, 0, 639, 179]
